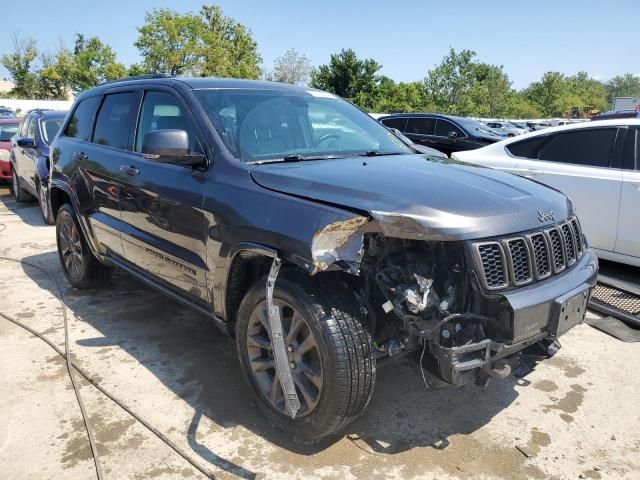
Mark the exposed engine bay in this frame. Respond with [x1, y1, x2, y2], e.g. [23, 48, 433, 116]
[355, 234, 554, 386]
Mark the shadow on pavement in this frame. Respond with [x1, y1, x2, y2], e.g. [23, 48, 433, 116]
[0, 196, 47, 228]
[19, 250, 522, 474]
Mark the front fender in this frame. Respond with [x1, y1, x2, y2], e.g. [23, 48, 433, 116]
[36, 156, 50, 184]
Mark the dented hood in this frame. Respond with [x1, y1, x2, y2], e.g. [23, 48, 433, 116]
[250, 154, 573, 241]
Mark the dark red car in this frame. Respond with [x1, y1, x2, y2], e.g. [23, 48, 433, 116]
[0, 118, 21, 182]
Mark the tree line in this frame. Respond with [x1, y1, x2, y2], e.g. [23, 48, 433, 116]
[2, 4, 639, 118]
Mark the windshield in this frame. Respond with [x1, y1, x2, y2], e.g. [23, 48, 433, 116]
[458, 118, 504, 138]
[0, 123, 19, 141]
[194, 89, 412, 162]
[41, 118, 65, 144]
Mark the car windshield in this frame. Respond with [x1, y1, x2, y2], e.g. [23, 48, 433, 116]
[194, 88, 412, 163]
[41, 118, 65, 144]
[0, 123, 19, 141]
[458, 118, 504, 138]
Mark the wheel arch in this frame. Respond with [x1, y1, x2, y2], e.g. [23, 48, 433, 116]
[220, 242, 321, 329]
[49, 180, 103, 260]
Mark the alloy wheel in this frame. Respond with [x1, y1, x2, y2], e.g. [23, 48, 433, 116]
[59, 213, 83, 279]
[246, 300, 323, 417]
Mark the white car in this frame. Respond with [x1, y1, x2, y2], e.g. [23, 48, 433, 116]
[452, 119, 640, 267]
[484, 121, 525, 137]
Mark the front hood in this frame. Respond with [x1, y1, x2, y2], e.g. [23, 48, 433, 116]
[250, 154, 573, 241]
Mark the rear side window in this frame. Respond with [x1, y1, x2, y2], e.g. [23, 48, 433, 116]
[506, 136, 549, 158]
[65, 96, 100, 141]
[537, 128, 617, 167]
[93, 92, 138, 150]
[381, 117, 407, 131]
[435, 119, 464, 138]
[405, 117, 436, 135]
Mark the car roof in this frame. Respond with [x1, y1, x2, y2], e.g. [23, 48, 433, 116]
[79, 76, 315, 99]
[467, 118, 640, 151]
[0, 117, 20, 124]
[378, 112, 472, 123]
[39, 110, 68, 119]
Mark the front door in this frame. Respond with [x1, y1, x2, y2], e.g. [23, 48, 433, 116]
[118, 89, 210, 303]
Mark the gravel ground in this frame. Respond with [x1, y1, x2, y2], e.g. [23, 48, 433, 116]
[1, 195, 639, 480]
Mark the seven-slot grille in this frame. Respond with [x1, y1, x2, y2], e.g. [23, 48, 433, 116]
[472, 217, 584, 291]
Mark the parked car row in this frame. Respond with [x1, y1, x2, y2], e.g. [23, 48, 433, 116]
[378, 113, 504, 156]
[7, 109, 68, 223]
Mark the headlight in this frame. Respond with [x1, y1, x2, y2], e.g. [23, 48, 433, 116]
[0, 150, 9, 162]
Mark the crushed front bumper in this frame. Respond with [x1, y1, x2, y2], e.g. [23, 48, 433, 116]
[434, 249, 598, 386]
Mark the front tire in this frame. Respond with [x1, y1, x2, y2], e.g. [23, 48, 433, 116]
[236, 270, 375, 443]
[56, 203, 113, 289]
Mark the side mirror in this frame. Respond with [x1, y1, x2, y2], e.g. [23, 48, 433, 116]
[17, 138, 36, 148]
[142, 129, 204, 166]
[448, 131, 459, 139]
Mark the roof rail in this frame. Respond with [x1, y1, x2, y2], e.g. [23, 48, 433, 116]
[99, 73, 172, 86]
[25, 108, 54, 114]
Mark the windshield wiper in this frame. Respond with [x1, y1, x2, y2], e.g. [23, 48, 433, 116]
[250, 154, 342, 165]
[359, 150, 406, 157]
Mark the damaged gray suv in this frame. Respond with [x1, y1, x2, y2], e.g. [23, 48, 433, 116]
[49, 75, 598, 442]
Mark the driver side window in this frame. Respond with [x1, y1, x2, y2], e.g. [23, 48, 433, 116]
[135, 91, 201, 155]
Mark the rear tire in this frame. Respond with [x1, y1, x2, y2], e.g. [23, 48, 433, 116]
[11, 167, 32, 203]
[56, 203, 113, 289]
[37, 182, 54, 225]
[236, 270, 375, 443]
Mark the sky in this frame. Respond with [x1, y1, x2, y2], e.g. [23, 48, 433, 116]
[1, 0, 639, 90]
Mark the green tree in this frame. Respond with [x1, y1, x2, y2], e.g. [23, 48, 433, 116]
[310, 49, 381, 108]
[1, 33, 39, 98]
[523, 72, 568, 117]
[423, 48, 516, 117]
[605, 73, 640, 105]
[135, 5, 261, 79]
[266, 48, 312, 85]
[199, 5, 261, 79]
[371, 77, 432, 113]
[68, 34, 126, 92]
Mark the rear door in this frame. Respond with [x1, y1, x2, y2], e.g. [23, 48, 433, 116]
[616, 127, 640, 258]
[118, 87, 210, 303]
[404, 117, 440, 150]
[512, 127, 621, 252]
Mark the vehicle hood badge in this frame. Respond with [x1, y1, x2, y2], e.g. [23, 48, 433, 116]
[537, 209, 556, 222]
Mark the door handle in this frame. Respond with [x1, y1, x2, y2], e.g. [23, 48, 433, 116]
[523, 168, 542, 178]
[120, 165, 140, 176]
[72, 151, 88, 161]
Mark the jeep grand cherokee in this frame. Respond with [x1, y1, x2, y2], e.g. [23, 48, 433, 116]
[49, 75, 598, 442]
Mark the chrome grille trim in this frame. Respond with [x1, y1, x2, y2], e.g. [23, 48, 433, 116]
[502, 237, 533, 286]
[561, 222, 577, 266]
[544, 227, 566, 273]
[525, 232, 552, 280]
[472, 216, 585, 291]
[571, 218, 583, 257]
[472, 242, 508, 290]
